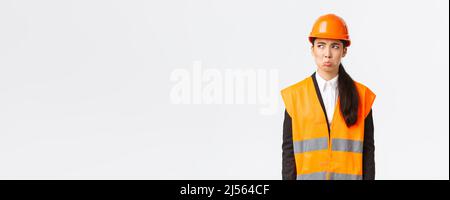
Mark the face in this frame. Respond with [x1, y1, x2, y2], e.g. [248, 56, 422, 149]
[311, 38, 347, 74]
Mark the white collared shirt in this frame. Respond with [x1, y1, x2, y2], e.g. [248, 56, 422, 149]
[315, 72, 339, 125]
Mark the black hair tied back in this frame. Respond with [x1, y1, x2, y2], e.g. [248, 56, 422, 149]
[338, 63, 359, 127]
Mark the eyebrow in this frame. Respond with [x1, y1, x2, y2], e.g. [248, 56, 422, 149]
[316, 42, 342, 46]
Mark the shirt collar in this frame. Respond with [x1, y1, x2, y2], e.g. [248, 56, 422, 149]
[315, 71, 339, 92]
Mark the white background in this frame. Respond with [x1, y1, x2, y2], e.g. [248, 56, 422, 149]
[0, 0, 448, 180]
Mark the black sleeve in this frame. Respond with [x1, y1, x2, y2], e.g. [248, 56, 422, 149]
[363, 109, 375, 180]
[282, 109, 297, 180]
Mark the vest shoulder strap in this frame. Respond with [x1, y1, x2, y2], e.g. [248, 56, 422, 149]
[280, 77, 312, 118]
[354, 81, 376, 118]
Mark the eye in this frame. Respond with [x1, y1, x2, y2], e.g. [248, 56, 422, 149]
[317, 44, 324, 48]
[332, 45, 340, 49]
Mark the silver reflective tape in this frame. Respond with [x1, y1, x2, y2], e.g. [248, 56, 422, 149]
[332, 139, 363, 153]
[297, 172, 327, 180]
[329, 173, 362, 180]
[293, 137, 328, 153]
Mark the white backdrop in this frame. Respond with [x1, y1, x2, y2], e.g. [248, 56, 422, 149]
[0, 0, 448, 180]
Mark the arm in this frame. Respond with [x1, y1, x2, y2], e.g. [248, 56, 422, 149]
[282, 110, 297, 180]
[363, 109, 375, 180]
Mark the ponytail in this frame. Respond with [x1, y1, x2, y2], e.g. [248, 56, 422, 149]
[338, 63, 359, 127]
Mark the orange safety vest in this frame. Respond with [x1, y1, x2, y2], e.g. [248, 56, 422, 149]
[281, 74, 375, 180]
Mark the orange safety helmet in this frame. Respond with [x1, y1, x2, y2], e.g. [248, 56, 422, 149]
[309, 14, 351, 47]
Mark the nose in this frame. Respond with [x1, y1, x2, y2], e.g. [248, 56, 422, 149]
[324, 47, 332, 59]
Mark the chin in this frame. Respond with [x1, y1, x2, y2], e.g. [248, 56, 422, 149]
[320, 66, 338, 72]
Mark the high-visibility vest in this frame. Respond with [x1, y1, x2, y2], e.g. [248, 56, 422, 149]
[281, 75, 375, 180]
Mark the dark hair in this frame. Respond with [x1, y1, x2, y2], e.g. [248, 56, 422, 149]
[341, 40, 349, 48]
[311, 38, 359, 127]
[338, 63, 359, 127]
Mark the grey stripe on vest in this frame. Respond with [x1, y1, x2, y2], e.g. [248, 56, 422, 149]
[329, 173, 363, 180]
[297, 172, 327, 180]
[331, 139, 363, 153]
[293, 137, 328, 153]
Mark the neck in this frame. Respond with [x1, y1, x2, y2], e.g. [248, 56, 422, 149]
[317, 70, 338, 81]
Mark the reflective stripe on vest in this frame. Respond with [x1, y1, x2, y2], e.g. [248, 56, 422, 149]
[293, 137, 363, 154]
[297, 172, 327, 180]
[329, 173, 363, 180]
[297, 172, 363, 180]
[293, 137, 328, 153]
[332, 139, 363, 153]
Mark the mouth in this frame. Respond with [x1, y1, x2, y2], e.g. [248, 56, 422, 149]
[323, 62, 332, 66]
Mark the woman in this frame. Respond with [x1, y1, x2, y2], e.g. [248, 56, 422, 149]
[281, 14, 376, 180]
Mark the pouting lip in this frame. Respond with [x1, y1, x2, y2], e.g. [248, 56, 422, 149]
[323, 62, 332, 66]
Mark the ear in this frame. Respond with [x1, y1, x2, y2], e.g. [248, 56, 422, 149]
[342, 47, 347, 58]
